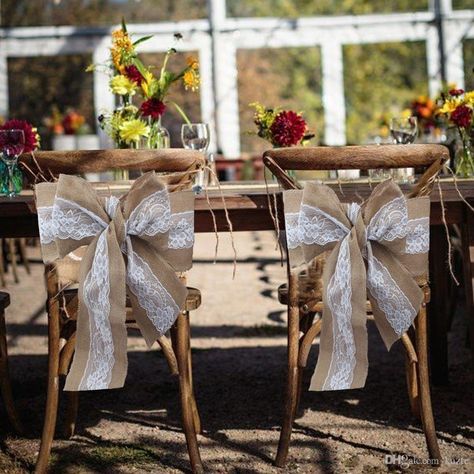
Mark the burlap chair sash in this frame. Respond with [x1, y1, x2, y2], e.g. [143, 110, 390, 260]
[283, 180, 430, 391]
[36, 172, 194, 391]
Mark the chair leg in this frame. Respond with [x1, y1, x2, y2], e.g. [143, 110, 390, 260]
[18, 239, 31, 275]
[35, 294, 61, 474]
[187, 346, 202, 434]
[7, 240, 19, 284]
[275, 272, 300, 468]
[63, 391, 79, 439]
[401, 332, 420, 420]
[405, 354, 420, 420]
[175, 311, 203, 474]
[0, 309, 23, 433]
[0, 241, 5, 287]
[416, 304, 441, 463]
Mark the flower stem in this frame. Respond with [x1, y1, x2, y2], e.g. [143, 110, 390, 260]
[171, 101, 191, 125]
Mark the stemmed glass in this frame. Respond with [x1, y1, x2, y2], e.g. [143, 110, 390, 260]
[181, 123, 210, 191]
[390, 116, 418, 183]
[0, 130, 25, 198]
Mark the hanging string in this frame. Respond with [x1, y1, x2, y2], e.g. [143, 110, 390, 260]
[436, 176, 460, 286]
[445, 164, 474, 213]
[264, 170, 284, 263]
[205, 165, 238, 278]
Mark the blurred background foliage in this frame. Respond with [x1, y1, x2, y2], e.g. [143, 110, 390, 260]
[1, 0, 473, 151]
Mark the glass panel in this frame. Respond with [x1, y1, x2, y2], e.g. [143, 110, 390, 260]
[7, 54, 94, 149]
[453, 0, 473, 9]
[227, 0, 428, 17]
[463, 39, 474, 91]
[1, 0, 207, 27]
[237, 47, 323, 154]
[140, 52, 202, 147]
[343, 41, 428, 145]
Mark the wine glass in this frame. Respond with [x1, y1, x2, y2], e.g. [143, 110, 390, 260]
[390, 116, 418, 144]
[390, 116, 418, 183]
[0, 129, 25, 198]
[181, 123, 210, 191]
[181, 123, 210, 151]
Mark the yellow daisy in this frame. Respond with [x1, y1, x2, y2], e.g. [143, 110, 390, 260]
[110, 75, 137, 96]
[183, 69, 200, 91]
[119, 119, 150, 144]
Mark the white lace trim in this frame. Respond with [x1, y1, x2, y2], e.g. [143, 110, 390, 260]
[323, 237, 356, 390]
[285, 204, 349, 250]
[169, 211, 194, 249]
[367, 196, 408, 242]
[406, 217, 429, 254]
[367, 248, 416, 336]
[51, 198, 107, 241]
[37, 205, 54, 244]
[79, 232, 115, 390]
[126, 240, 180, 335]
[127, 189, 171, 236]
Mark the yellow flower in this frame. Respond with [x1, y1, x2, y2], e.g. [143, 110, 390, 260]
[186, 56, 199, 70]
[464, 91, 474, 107]
[119, 119, 150, 144]
[141, 70, 157, 98]
[439, 98, 460, 114]
[183, 69, 200, 91]
[110, 75, 137, 96]
[401, 108, 412, 119]
[110, 29, 133, 72]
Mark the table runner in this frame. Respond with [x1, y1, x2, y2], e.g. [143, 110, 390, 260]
[35, 172, 194, 391]
[283, 180, 430, 391]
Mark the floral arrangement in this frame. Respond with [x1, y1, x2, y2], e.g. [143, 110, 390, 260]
[91, 20, 200, 148]
[408, 95, 438, 133]
[438, 87, 474, 177]
[44, 107, 88, 135]
[0, 119, 40, 152]
[250, 102, 313, 147]
[0, 119, 40, 194]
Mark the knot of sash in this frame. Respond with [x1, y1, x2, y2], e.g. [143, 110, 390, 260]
[36, 172, 195, 391]
[283, 180, 430, 391]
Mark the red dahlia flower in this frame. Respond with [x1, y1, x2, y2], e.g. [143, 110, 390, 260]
[451, 105, 472, 128]
[448, 89, 464, 97]
[125, 65, 143, 85]
[270, 110, 307, 147]
[140, 98, 166, 119]
[0, 119, 40, 153]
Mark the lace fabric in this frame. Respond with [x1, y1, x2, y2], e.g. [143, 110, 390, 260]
[323, 237, 356, 390]
[79, 233, 114, 390]
[285, 182, 429, 391]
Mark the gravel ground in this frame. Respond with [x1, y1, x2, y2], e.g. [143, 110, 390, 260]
[0, 232, 472, 473]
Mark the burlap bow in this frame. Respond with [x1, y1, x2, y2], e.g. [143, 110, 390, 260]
[36, 172, 195, 391]
[284, 180, 430, 391]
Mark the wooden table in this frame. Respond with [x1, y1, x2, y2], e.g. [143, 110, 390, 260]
[0, 179, 473, 384]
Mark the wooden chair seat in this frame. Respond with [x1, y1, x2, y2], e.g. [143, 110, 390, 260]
[60, 286, 202, 316]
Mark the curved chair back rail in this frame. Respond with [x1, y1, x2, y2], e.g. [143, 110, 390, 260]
[19, 149, 205, 175]
[263, 144, 449, 196]
[263, 144, 449, 170]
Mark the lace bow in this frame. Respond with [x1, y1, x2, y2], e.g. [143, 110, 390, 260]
[284, 180, 430, 391]
[36, 172, 194, 391]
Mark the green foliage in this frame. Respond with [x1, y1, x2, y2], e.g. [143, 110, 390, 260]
[344, 41, 429, 144]
[227, 0, 428, 17]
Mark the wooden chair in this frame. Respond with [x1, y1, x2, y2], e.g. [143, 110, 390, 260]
[263, 144, 449, 467]
[24, 149, 206, 474]
[0, 291, 23, 433]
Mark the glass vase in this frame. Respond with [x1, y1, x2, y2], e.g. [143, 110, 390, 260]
[147, 117, 170, 149]
[0, 161, 23, 195]
[455, 134, 474, 178]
